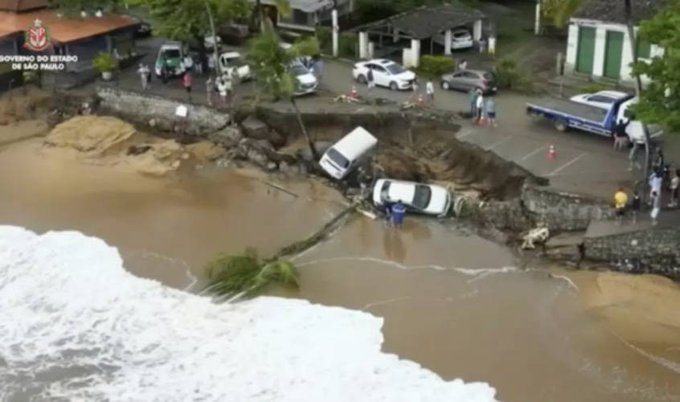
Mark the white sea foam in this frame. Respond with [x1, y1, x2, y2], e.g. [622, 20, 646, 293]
[0, 226, 499, 402]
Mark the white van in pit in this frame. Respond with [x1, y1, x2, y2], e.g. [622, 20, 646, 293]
[319, 126, 378, 180]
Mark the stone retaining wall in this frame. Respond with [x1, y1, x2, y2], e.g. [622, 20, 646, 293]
[584, 227, 680, 279]
[96, 86, 229, 136]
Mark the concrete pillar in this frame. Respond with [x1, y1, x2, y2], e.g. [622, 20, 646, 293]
[393, 27, 400, 43]
[473, 20, 482, 41]
[620, 28, 634, 80]
[565, 23, 578, 72]
[106, 35, 113, 53]
[332, 9, 339, 57]
[444, 29, 452, 55]
[359, 31, 368, 59]
[535, 0, 541, 35]
[368, 42, 374, 59]
[410, 38, 421, 67]
[592, 26, 606, 77]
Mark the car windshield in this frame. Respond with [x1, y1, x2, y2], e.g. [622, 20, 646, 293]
[385, 63, 406, 75]
[326, 148, 350, 169]
[290, 64, 309, 76]
[380, 181, 391, 202]
[226, 56, 245, 66]
[412, 185, 432, 210]
[163, 49, 181, 59]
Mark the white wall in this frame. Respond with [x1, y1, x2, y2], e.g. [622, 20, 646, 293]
[565, 24, 578, 71]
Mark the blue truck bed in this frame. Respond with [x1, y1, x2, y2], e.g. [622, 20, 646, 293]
[526, 96, 629, 137]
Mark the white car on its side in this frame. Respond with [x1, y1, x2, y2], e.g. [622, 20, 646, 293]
[570, 90, 630, 110]
[289, 62, 318, 96]
[372, 179, 452, 217]
[352, 59, 416, 90]
[432, 29, 474, 50]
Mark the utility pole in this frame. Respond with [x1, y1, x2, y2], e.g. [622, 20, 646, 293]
[204, 0, 221, 77]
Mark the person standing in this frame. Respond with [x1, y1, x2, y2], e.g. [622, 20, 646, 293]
[478, 37, 487, 54]
[631, 190, 641, 224]
[205, 76, 214, 106]
[485, 96, 497, 127]
[488, 35, 496, 57]
[475, 90, 484, 125]
[669, 169, 679, 207]
[458, 59, 468, 71]
[137, 63, 150, 90]
[312, 55, 324, 81]
[366, 68, 375, 93]
[650, 190, 661, 225]
[628, 142, 641, 170]
[614, 187, 628, 223]
[217, 77, 227, 106]
[182, 70, 193, 100]
[425, 80, 434, 104]
[390, 200, 407, 228]
[468, 88, 478, 118]
[613, 119, 629, 151]
[649, 171, 663, 205]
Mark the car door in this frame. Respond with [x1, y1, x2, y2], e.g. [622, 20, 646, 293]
[449, 72, 465, 90]
[462, 71, 480, 90]
[372, 65, 389, 87]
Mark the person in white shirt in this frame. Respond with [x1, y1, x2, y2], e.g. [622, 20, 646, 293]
[425, 80, 434, 103]
[488, 35, 496, 56]
[475, 90, 484, 125]
[216, 78, 227, 105]
[136, 63, 149, 90]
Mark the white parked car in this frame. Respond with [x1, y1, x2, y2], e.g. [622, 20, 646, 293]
[570, 90, 630, 110]
[319, 126, 378, 180]
[433, 29, 474, 50]
[216, 51, 251, 80]
[372, 179, 452, 217]
[204, 34, 222, 49]
[618, 97, 664, 144]
[352, 59, 416, 90]
[289, 62, 318, 96]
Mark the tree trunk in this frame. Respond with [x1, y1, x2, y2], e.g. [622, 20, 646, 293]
[195, 33, 209, 76]
[204, 0, 221, 77]
[290, 97, 319, 160]
[251, 0, 262, 32]
[624, 0, 651, 198]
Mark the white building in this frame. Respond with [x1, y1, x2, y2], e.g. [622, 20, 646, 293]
[564, 0, 664, 83]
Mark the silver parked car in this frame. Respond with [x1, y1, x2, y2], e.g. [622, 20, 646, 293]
[440, 69, 497, 94]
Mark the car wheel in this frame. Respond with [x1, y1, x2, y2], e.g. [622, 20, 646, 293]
[389, 81, 398, 91]
[357, 75, 367, 84]
[554, 119, 568, 132]
[441, 81, 450, 90]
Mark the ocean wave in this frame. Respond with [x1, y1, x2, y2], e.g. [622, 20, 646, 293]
[0, 226, 499, 402]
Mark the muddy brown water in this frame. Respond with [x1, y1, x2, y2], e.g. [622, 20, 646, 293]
[1, 138, 679, 402]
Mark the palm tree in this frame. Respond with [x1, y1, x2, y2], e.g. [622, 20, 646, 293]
[624, 0, 651, 195]
[247, 31, 320, 159]
[205, 247, 299, 300]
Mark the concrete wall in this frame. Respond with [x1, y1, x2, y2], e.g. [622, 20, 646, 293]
[520, 185, 615, 231]
[565, 19, 661, 83]
[585, 227, 680, 279]
[96, 86, 229, 136]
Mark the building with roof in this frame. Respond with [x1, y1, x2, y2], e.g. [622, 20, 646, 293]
[0, 0, 140, 84]
[352, 3, 486, 67]
[564, 0, 665, 81]
[255, 0, 351, 32]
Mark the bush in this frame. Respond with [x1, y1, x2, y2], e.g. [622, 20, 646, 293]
[494, 58, 520, 89]
[339, 32, 357, 58]
[92, 52, 117, 73]
[418, 55, 456, 79]
[316, 26, 332, 54]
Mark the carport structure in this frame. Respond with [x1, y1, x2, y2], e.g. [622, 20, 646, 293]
[352, 3, 487, 67]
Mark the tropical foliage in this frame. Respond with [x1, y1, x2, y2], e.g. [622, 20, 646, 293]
[541, 0, 584, 28]
[47, 0, 122, 13]
[93, 52, 118, 73]
[205, 247, 299, 299]
[632, 0, 680, 131]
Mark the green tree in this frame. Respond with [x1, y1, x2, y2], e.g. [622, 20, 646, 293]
[247, 31, 320, 159]
[633, 0, 680, 131]
[541, 0, 584, 28]
[133, 0, 249, 70]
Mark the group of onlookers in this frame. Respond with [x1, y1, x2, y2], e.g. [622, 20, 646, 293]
[468, 88, 496, 127]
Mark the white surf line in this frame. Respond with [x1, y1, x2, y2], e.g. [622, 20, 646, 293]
[362, 296, 412, 310]
[547, 153, 586, 176]
[548, 274, 579, 291]
[485, 136, 513, 151]
[613, 333, 680, 375]
[520, 145, 548, 161]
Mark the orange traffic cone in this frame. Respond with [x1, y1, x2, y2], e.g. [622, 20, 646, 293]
[350, 85, 358, 99]
[547, 145, 556, 161]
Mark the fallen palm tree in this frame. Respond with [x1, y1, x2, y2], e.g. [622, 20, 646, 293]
[204, 202, 359, 301]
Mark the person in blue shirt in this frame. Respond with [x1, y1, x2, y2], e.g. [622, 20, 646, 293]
[390, 200, 406, 228]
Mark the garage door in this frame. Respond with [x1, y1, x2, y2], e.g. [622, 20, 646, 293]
[576, 27, 596, 74]
[603, 31, 624, 79]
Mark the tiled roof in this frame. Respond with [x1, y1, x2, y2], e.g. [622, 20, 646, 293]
[352, 3, 485, 40]
[572, 0, 666, 24]
[0, 0, 47, 12]
[0, 9, 139, 43]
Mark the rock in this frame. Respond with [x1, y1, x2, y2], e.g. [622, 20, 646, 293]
[241, 115, 284, 146]
[266, 162, 278, 171]
[209, 125, 243, 147]
[246, 148, 269, 167]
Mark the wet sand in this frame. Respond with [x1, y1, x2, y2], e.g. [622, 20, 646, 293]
[0, 137, 679, 402]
